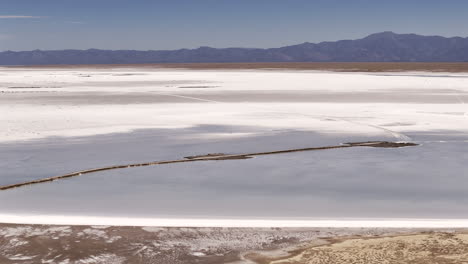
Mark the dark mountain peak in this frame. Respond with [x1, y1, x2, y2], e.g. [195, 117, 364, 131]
[363, 31, 399, 40]
[2, 32, 468, 65]
[281, 41, 316, 49]
[196, 46, 215, 50]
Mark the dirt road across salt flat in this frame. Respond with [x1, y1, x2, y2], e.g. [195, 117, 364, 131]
[0, 141, 416, 191]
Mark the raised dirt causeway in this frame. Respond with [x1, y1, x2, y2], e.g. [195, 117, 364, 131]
[0, 141, 417, 191]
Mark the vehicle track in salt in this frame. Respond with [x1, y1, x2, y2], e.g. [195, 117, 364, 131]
[0, 141, 417, 191]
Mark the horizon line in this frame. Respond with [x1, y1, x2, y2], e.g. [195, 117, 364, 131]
[1, 31, 467, 53]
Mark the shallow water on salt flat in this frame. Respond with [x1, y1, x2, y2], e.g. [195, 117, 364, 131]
[1, 69, 467, 222]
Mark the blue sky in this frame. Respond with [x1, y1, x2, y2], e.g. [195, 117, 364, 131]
[1, 0, 468, 51]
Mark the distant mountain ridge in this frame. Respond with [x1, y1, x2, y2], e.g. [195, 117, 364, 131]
[1, 32, 468, 65]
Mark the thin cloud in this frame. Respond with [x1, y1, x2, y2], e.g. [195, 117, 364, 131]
[0, 15, 45, 19]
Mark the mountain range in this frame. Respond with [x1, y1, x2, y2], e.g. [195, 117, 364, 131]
[1, 32, 468, 65]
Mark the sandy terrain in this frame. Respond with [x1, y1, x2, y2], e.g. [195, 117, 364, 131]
[252, 231, 468, 264]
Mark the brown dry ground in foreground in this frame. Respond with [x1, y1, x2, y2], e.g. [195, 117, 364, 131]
[249, 231, 468, 264]
[13, 62, 468, 72]
[1, 224, 467, 264]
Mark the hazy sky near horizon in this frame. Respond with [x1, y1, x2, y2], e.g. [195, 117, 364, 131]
[1, 0, 468, 51]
